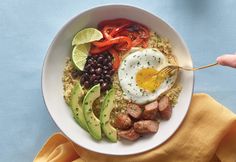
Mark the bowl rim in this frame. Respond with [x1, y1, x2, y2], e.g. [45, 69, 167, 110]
[41, 3, 194, 155]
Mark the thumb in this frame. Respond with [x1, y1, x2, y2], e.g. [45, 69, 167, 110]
[216, 53, 236, 68]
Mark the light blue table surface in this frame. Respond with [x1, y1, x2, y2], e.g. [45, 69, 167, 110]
[1, 0, 236, 161]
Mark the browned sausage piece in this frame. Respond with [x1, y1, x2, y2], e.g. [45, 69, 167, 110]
[159, 96, 170, 111]
[134, 120, 159, 134]
[159, 105, 172, 120]
[127, 103, 142, 119]
[114, 114, 132, 130]
[118, 127, 140, 141]
[159, 96, 172, 120]
[142, 101, 158, 120]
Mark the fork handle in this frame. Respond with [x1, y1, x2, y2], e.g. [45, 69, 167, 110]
[181, 62, 218, 71]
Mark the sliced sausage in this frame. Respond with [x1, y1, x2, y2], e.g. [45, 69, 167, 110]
[142, 101, 158, 120]
[118, 127, 140, 141]
[159, 96, 172, 120]
[159, 105, 172, 120]
[134, 120, 159, 134]
[114, 114, 132, 130]
[159, 96, 170, 111]
[127, 103, 142, 119]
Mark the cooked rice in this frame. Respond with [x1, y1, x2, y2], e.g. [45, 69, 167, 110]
[62, 59, 78, 105]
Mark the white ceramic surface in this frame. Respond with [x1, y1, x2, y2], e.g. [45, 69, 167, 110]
[42, 4, 194, 155]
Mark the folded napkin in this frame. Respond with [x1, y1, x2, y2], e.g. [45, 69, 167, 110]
[34, 94, 236, 162]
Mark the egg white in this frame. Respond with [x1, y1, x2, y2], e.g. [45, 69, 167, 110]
[118, 48, 177, 104]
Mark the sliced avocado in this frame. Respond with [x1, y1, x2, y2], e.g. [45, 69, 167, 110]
[83, 84, 101, 140]
[70, 82, 88, 131]
[100, 89, 117, 142]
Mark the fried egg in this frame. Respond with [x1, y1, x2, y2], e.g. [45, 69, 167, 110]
[118, 48, 177, 104]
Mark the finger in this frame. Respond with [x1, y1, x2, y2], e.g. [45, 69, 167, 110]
[216, 54, 236, 68]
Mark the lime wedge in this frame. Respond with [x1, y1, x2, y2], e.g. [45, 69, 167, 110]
[72, 28, 103, 46]
[72, 43, 90, 70]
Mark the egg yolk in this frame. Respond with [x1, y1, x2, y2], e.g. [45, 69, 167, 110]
[136, 68, 163, 92]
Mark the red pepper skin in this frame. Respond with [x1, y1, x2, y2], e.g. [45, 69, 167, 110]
[93, 36, 132, 50]
[102, 26, 114, 40]
[108, 48, 120, 70]
[109, 22, 132, 36]
[131, 36, 143, 47]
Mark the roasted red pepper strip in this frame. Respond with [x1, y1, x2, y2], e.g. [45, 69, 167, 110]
[115, 43, 129, 51]
[90, 45, 111, 54]
[132, 36, 143, 47]
[102, 22, 132, 40]
[93, 36, 132, 50]
[102, 26, 114, 40]
[110, 22, 132, 36]
[108, 48, 120, 70]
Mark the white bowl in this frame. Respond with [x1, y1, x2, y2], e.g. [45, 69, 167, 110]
[42, 4, 194, 155]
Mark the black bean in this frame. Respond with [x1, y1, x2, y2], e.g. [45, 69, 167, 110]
[95, 75, 100, 80]
[80, 75, 85, 84]
[92, 59, 97, 65]
[105, 74, 111, 81]
[109, 69, 115, 75]
[105, 78, 111, 83]
[89, 68, 95, 74]
[103, 66, 109, 70]
[97, 63, 102, 68]
[103, 70, 108, 74]
[103, 58, 108, 64]
[107, 62, 113, 69]
[95, 68, 102, 75]
[91, 74, 97, 81]
[105, 74, 111, 79]
[84, 64, 91, 71]
[98, 56, 104, 63]
[99, 79, 104, 84]
[101, 82, 109, 92]
[84, 81, 90, 89]
[84, 72, 89, 79]
[94, 79, 99, 84]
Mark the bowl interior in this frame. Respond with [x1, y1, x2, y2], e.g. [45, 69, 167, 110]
[42, 4, 193, 155]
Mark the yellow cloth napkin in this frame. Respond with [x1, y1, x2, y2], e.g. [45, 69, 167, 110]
[34, 94, 236, 162]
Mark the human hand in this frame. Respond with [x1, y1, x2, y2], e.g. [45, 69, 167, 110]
[216, 53, 236, 68]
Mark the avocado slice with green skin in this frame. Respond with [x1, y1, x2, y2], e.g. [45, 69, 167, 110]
[70, 82, 88, 131]
[100, 89, 117, 142]
[83, 84, 102, 140]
